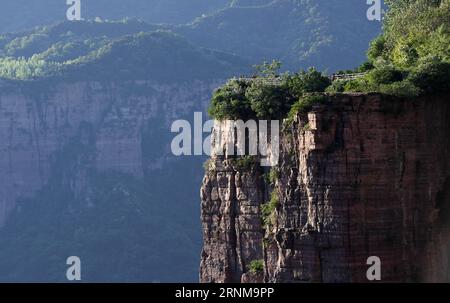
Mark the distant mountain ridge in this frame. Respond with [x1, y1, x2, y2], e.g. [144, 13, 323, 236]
[1, 0, 381, 79]
[176, 0, 381, 71]
[0, 20, 249, 81]
[0, 0, 231, 33]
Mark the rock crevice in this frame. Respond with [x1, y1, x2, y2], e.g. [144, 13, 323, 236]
[200, 93, 450, 283]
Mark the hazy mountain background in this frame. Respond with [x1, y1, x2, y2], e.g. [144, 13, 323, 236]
[0, 0, 381, 76]
[0, 20, 247, 81]
[177, 0, 382, 71]
[0, 0, 381, 282]
[0, 0, 230, 33]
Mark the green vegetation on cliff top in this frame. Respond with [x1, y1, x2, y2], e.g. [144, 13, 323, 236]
[208, 0, 450, 121]
[329, 0, 450, 97]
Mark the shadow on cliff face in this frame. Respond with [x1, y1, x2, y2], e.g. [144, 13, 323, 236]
[436, 178, 450, 227]
[0, 164, 202, 282]
[0, 117, 203, 282]
[436, 177, 450, 281]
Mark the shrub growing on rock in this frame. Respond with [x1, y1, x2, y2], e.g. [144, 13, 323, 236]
[283, 67, 331, 98]
[367, 64, 403, 85]
[246, 81, 294, 120]
[288, 94, 328, 120]
[248, 260, 264, 274]
[407, 56, 450, 94]
[208, 78, 252, 120]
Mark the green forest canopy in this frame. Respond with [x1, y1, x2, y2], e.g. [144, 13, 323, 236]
[208, 0, 450, 120]
[0, 19, 247, 81]
[0, 0, 383, 81]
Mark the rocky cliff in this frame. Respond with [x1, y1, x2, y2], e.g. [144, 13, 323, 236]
[0, 80, 218, 225]
[0, 79, 223, 281]
[200, 93, 450, 282]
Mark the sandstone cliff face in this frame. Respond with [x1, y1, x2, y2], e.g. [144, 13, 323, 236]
[200, 93, 450, 282]
[200, 159, 266, 283]
[0, 80, 220, 225]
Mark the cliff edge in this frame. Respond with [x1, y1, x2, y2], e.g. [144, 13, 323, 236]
[200, 93, 450, 282]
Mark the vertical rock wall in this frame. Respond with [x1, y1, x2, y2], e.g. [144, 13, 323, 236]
[0, 80, 220, 225]
[200, 159, 265, 282]
[200, 93, 450, 282]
